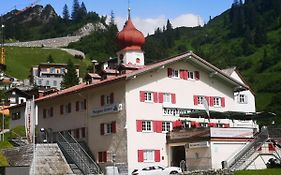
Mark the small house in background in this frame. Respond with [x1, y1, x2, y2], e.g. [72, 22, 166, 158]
[30, 63, 80, 90]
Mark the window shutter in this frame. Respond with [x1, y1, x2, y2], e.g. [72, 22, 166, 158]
[60, 105, 64, 115]
[110, 93, 114, 104]
[154, 150, 160, 162]
[153, 92, 158, 103]
[186, 70, 189, 79]
[205, 96, 210, 105]
[136, 120, 143, 132]
[112, 121, 116, 133]
[76, 101, 79, 111]
[98, 152, 103, 162]
[100, 123, 104, 135]
[138, 150, 144, 162]
[158, 93, 164, 103]
[153, 121, 162, 133]
[84, 99, 87, 109]
[180, 69, 184, 79]
[193, 95, 198, 105]
[221, 97, 225, 107]
[140, 91, 145, 102]
[168, 68, 173, 77]
[181, 70, 188, 80]
[210, 97, 214, 107]
[171, 93, 176, 104]
[103, 151, 107, 162]
[195, 71, 200, 80]
[101, 95, 105, 106]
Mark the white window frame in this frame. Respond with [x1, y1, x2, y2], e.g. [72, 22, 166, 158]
[197, 96, 204, 105]
[162, 121, 171, 132]
[213, 97, 221, 107]
[142, 120, 152, 132]
[188, 71, 195, 80]
[104, 123, 113, 134]
[172, 70, 180, 78]
[144, 92, 153, 102]
[163, 93, 171, 103]
[143, 150, 155, 162]
[105, 95, 111, 105]
[238, 94, 247, 104]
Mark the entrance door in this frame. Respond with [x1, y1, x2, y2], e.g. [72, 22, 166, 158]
[171, 146, 185, 167]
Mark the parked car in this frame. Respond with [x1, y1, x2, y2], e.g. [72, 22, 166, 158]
[131, 166, 181, 175]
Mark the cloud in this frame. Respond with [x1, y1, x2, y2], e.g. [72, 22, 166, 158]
[115, 14, 204, 35]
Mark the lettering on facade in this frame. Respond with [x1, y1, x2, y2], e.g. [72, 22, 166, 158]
[188, 141, 209, 149]
[210, 128, 253, 138]
[92, 103, 122, 116]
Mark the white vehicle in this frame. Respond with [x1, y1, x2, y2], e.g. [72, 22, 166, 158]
[131, 166, 181, 175]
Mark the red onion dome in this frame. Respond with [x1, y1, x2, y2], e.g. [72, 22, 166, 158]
[116, 19, 145, 51]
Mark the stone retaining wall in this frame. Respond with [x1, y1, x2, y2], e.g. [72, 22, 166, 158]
[183, 169, 234, 175]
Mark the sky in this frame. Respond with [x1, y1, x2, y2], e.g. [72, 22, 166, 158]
[0, 0, 234, 34]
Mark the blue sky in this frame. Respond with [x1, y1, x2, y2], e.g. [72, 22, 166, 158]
[0, 0, 234, 34]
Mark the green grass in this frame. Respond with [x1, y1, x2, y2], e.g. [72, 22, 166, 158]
[5, 47, 91, 80]
[235, 168, 281, 175]
[0, 141, 13, 166]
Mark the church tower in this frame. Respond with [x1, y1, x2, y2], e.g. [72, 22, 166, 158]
[116, 9, 145, 66]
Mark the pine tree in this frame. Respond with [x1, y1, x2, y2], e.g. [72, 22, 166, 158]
[47, 54, 54, 63]
[80, 2, 87, 19]
[61, 59, 79, 89]
[62, 4, 70, 21]
[71, 0, 80, 21]
[166, 19, 173, 31]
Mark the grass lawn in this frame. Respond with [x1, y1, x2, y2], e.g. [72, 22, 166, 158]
[235, 168, 281, 175]
[5, 47, 91, 80]
[0, 141, 13, 166]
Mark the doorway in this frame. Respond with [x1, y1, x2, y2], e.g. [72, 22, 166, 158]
[171, 146, 186, 167]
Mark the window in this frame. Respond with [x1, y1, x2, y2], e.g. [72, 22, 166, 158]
[51, 67, 55, 73]
[61, 68, 65, 74]
[81, 99, 87, 110]
[101, 121, 116, 135]
[105, 123, 113, 134]
[144, 92, 153, 102]
[98, 151, 107, 163]
[238, 94, 247, 104]
[144, 150, 155, 162]
[60, 105, 64, 115]
[197, 96, 204, 105]
[76, 101, 80, 111]
[81, 128, 86, 138]
[172, 70, 180, 78]
[101, 93, 114, 106]
[105, 95, 111, 105]
[53, 80, 57, 87]
[142, 121, 152, 132]
[49, 107, 54, 117]
[188, 71, 194, 79]
[75, 129, 80, 139]
[163, 93, 171, 103]
[162, 122, 171, 132]
[38, 80, 42, 85]
[46, 80, 50, 86]
[12, 112, 21, 120]
[67, 103, 71, 113]
[213, 97, 221, 107]
[43, 109, 47, 118]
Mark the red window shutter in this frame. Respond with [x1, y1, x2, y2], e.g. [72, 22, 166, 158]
[221, 97, 225, 107]
[193, 95, 198, 105]
[154, 150, 160, 162]
[224, 123, 230, 128]
[205, 96, 210, 105]
[268, 143, 275, 151]
[180, 69, 184, 79]
[110, 93, 114, 104]
[140, 91, 145, 102]
[153, 92, 158, 103]
[138, 150, 144, 162]
[112, 121, 116, 133]
[171, 93, 176, 104]
[136, 120, 143, 132]
[159, 93, 164, 103]
[210, 97, 214, 106]
[103, 151, 107, 162]
[195, 71, 200, 80]
[168, 68, 173, 77]
[101, 95, 105, 106]
[181, 70, 188, 80]
[100, 123, 104, 135]
[153, 121, 162, 133]
[98, 152, 103, 162]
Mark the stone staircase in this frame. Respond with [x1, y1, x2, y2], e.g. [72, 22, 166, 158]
[29, 144, 73, 175]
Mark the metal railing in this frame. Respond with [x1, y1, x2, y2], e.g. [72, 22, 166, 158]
[226, 127, 269, 170]
[56, 132, 103, 175]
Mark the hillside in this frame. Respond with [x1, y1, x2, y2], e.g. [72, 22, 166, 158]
[5, 47, 91, 79]
[142, 0, 281, 125]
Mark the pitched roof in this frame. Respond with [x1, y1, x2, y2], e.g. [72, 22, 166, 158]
[12, 51, 249, 105]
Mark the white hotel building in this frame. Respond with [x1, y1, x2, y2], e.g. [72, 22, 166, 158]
[10, 15, 279, 174]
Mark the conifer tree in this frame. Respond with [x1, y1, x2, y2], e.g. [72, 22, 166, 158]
[62, 4, 70, 21]
[80, 2, 87, 19]
[61, 59, 79, 89]
[72, 0, 80, 21]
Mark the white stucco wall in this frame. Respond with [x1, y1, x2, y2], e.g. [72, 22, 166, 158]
[125, 60, 242, 173]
